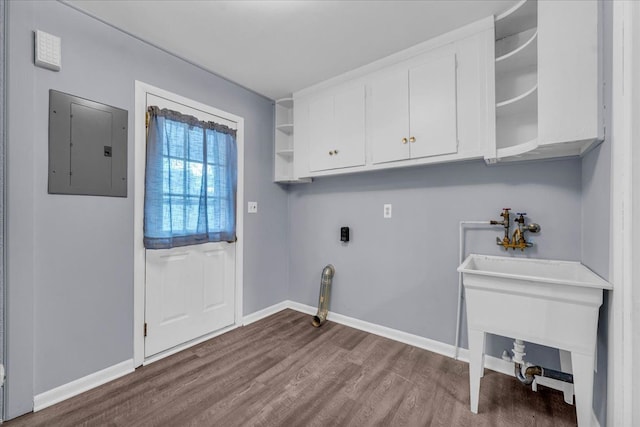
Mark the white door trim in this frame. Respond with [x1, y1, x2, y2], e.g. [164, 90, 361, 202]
[609, 1, 637, 426]
[133, 81, 244, 367]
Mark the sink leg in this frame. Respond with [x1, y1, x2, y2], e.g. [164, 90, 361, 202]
[559, 349, 574, 404]
[571, 352, 594, 427]
[468, 329, 485, 414]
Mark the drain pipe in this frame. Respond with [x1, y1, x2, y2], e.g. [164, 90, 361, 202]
[456, 221, 493, 359]
[511, 339, 574, 385]
[515, 364, 574, 385]
[312, 264, 335, 327]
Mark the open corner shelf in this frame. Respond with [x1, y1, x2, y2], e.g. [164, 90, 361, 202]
[495, 30, 537, 72]
[495, 0, 537, 40]
[496, 84, 537, 117]
[275, 98, 294, 109]
[496, 138, 539, 159]
[276, 148, 294, 157]
[276, 123, 294, 135]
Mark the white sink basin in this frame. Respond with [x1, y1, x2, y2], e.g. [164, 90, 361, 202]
[458, 254, 612, 290]
[458, 254, 611, 426]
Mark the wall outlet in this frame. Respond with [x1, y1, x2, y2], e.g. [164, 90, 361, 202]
[247, 201, 258, 214]
[383, 204, 392, 218]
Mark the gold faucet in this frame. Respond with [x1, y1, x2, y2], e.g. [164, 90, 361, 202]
[491, 210, 540, 251]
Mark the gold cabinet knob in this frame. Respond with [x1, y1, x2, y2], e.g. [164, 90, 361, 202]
[409, 136, 416, 143]
[402, 138, 408, 144]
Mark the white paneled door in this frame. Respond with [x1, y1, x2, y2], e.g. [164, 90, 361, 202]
[143, 94, 237, 358]
[144, 242, 235, 357]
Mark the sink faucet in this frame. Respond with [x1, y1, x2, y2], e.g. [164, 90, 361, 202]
[490, 208, 512, 247]
[491, 210, 540, 251]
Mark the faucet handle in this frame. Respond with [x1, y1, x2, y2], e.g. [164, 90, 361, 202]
[516, 212, 526, 216]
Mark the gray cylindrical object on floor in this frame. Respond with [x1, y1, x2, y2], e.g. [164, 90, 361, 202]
[312, 264, 335, 327]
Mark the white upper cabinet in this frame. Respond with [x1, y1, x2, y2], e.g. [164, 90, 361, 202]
[283, 3, 603, 179]
[489, 0, 602, 162]
[292, 17, 495, 178]
[371, 50, 458, 164]
[308, 83, 366, 172]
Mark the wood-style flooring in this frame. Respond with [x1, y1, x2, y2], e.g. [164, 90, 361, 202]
[7, 309, 577, 426]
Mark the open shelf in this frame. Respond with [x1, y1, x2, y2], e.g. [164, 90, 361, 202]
[496, 30, 537, 70]
[275, 97, 294, 109]
[276, 148, 294, 157]
[273, 96, 311, 184]
[276, 123, 294, 135]
[495, 29, 537, 103]
[496, 84, 537, 117]
[496, 0, 537, 40]
[496, 138, 539, 158]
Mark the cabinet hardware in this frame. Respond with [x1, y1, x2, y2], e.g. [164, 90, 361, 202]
[402, 138, 408, 144]
[329, 151, 333, 156]
[334, 150, 338, 155]
[410, 136, 416, 143]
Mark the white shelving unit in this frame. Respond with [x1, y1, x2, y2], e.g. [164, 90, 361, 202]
[493, 0, 539, 159]
[489, 0, 603, 163]
[274, 98, 311, 183]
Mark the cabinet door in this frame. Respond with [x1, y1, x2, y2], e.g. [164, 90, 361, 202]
[370, 70, 410, 164]
[408, 53, 458, 159]
[308, 84, 365, 172]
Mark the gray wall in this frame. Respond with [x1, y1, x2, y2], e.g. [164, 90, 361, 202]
[288, 158, 582, 367]
[5, 0, 288, 419]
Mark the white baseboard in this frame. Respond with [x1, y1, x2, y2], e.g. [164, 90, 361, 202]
[34, 359, 134, 412]
[243, 301, 290, 325]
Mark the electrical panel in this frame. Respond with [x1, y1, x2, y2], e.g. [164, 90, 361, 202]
[48, 90, 128, 197]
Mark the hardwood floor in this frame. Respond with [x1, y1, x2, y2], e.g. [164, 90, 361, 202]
[7, 309, 577, 426]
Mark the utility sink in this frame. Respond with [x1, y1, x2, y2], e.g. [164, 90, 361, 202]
[458, 254, 612, 290]
[458, 254, 611, 427]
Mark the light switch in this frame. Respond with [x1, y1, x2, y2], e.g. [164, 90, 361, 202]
[35, 30, 62, 71]
[383, 204, 392, 218]
[248, 201, 258, 214]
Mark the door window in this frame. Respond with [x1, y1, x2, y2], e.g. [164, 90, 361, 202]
[144, 106, 237, 249]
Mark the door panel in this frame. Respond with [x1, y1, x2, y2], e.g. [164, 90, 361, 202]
[308, 94, 335, 172]
[370, 70, 410, 164]
[308, 84, 366, 172]
[409, 53, 458, 159]
[145, 242, 235, 357]
[333, 85, 366, 169]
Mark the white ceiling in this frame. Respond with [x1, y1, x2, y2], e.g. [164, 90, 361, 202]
[66, 0, 516, 100]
